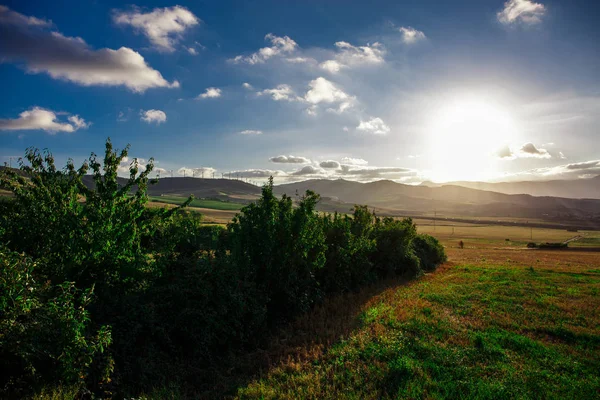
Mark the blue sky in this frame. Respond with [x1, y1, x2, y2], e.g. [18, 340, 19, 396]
[1, 0, 599, 183]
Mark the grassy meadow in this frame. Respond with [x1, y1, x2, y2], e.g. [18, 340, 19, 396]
[233, 242, 600, 399]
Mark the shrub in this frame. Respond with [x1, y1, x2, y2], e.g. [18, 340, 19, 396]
[371, 217, 421, 278]
[412, 234, 447, 272]
[225, 178, 326, 323]
[319, 211, 376, 293]
[0, 247, 112, 396]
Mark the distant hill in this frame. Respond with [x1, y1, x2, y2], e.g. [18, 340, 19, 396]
[274, 179, 600, 227]
[3, 165, 600, 228]
[81, 176, 261, 203]
[420, 176, 600, 199]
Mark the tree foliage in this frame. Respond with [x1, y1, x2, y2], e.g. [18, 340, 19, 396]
[0, 139, 446, 398]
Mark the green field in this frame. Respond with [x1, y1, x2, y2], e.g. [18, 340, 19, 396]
[234, 245, 600, 399]
[149, 195, 244, 210]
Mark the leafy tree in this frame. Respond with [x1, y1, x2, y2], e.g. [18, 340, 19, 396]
[226, 178, 326, 322]
[0, 247, 112, 395]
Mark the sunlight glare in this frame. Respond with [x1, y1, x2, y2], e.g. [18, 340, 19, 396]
[427, 97, 518, 182]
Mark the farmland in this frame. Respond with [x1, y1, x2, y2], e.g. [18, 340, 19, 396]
[233, 237, 600, 399]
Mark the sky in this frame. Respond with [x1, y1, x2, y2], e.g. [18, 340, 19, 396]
[1, 0, 599, 184]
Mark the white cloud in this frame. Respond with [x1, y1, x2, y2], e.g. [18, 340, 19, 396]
[497, 0, 546, 25]
[0, 107, 89, 133]
[0, 6, 179, 92]
[198, 87, 222, 99]
[285, 57, 314, 64]
[258, 84, 299, 101]
[113, 6, 200, 52]
[304, 77, 353, 108]
[343, 126, 349, 132]
[230, 33, 297, 64]
[398, 27, 426, 44]
[326, 101, 352, 114]
[228, 169, 285, 178]
[292, 165, 326, 176]
[503, 160, 600, 181]
[306, 105, 318, 116]
[319, 160, 341, 169]
[270, 155, 311, 164]
[240, 130, 263, 135]
[333, 41, 385, 66]
[338, 165, 416, 179]
[0, 5, 51, 27]
[140, 109, 167, 124]
[187, 47, 198, 55]
[356, 117, 390, 135]
[318, 41, 385, 75]
[519, 142, 551, 158]
[340, 157, 368, 166]
[153, 167, 169, 176]
[496, 145, 516, 159]
[177, 166, 216, 177]
[558, 152, 566, 159]
[68, 115, 91, 129]
[319, 59, 345, 73]
[242, 82, 254, 90]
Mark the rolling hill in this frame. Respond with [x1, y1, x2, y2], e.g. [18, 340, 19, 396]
[274, 179, 600, 227]
[420, 175, 600, 199]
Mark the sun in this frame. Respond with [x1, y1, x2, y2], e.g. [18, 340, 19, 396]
[427, 97, 518, 182]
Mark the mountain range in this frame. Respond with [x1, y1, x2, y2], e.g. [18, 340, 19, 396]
[420, 175, 600, 199]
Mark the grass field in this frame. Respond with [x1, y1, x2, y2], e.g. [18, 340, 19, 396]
[233, 241, 600, 399]
[148, 195, 244, 211]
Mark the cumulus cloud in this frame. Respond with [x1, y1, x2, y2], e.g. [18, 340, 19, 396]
[140, 109, 167, 124]
[333, 41, 385, 66]
[519, 142, 551, 158]
[398, 27, 426, 44]
[0, 6, 179, 92]
[113, 6, 200, 52]
[230, 33, 297, 64]
[177, 166, 216, 177]
[504, 159, 600, 181]
[292, 165, 325, 176]
[197, 87, 222, 99]
[258, 84, 299, 101]
[341, 157, 368, 166]
[242, 82, 254, 90]
[117, 156, 153, 174]
[319, 59, 345, 73]
[0, 107, 89, 133]
[304, 77, 354, 113]
[497, 0, 546, 25]
[319, 41, 385, 74]
[356, 117, 390, 135]
[240, 129, 263, 135]
[228, 169, 285, 178]
[319, 160, 341, 169]
[270, 155, 311, 164]
[496, 145, 516, 159]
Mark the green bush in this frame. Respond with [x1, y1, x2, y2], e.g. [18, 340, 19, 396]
[412, 234, 447, 272]
[0, 140, 447, 397]
[0, 247, 112, 396]
[371, 217, 421, 278]
[226, 179, 326, 323]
